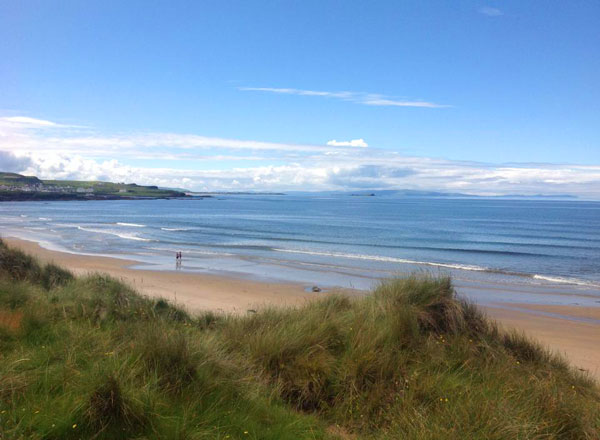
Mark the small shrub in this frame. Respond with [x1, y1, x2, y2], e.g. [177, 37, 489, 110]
[195, 310, 223, 330]
[0, 372, 29, 403]
[502, 331, 567, 369]
[40, 263, 73, 290]
[460, 300, 494, 337]
[139, 328, 197, 391]
[237, 307, 343, 411]
[0, 242, 42, 282]
[21, 308, 50, 343]
[0, 281, 30, 309]
[153, 298, 189, 322]
[85, 375, 147, 435]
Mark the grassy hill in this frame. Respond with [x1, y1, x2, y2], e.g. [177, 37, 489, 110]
[0, 239, 598, 439]
[0, 172, 43, 185]
[0, 172, 187, 201]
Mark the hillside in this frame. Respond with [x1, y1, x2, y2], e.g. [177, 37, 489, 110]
[0, 240, 598, 439]
[0, 172, 187, 201]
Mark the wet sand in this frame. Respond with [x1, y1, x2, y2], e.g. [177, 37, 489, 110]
[3, 236, 599, 380]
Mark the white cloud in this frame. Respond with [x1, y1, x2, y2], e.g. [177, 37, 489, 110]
[239, 87, 353, 99]
[326, 139, 368, 148]
[362, 98, 446, 108]
[479, 7, 503, 16]
[239, 87, 448, 108]
[0, 116, 58, 127]
[2, 115, 600, 198]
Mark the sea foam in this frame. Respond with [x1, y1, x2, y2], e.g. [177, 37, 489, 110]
[272, 248, 488, 272]
[532, 274, 598, 288]
[77, 226, 153, 242]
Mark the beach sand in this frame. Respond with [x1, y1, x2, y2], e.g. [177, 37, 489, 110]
[4, 237, 599, 380]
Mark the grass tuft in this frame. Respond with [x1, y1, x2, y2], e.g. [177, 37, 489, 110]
[84, 375, 147, 436]
[40, 263, 73, 290]
[138, 326, 198, 392]
[0, 240, 73, 289]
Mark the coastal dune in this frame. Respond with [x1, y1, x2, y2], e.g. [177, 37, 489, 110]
[4, 236, 600, 380]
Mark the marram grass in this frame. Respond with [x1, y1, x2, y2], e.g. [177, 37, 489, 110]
[0, 239, 598, 439]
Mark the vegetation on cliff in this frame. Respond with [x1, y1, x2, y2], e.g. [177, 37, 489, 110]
[0, 172, 186, 201]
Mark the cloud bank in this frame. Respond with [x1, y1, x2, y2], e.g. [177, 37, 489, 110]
[1, 115, 599, 198]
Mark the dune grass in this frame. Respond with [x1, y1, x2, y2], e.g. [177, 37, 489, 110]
[0, 239, 598, 439]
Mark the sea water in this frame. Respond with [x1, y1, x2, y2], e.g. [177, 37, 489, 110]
[2, 196, 600, 305]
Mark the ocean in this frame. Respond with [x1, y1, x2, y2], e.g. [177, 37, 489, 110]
[2, 196, 600, 306]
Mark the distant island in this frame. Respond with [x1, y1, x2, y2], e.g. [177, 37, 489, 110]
[300, 189, 579, 200]
[0, 172, 189, 201]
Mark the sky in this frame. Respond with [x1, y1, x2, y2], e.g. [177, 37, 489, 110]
[1, 0, 599, 197]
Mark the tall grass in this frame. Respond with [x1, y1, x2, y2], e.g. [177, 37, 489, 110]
[0, 239, 598, 439]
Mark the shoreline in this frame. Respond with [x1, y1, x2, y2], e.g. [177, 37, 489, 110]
[3, 237, 342, 314]
[3, 236, 599, 380]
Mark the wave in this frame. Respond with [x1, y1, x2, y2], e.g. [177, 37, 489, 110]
[116, 222, 146, 228]
[532, 274, 599, 288]
[158, 225, 577, 256]
[77, 226, 153, 242]
[38, 217, 52, 221]
[272, 248, 488, 272]
[273, 248, 600, 288]
[20, 215, 27, 218]
[50, 223, 78, 228]
[146, 246, 233, 257]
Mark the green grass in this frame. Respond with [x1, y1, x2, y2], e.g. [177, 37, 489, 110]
[0, 239, 598, 439]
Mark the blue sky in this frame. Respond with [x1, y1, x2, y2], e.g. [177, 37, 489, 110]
[1, 1, 599, 196]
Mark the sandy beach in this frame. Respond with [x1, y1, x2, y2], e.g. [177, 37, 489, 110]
[4, 236, 599, 380]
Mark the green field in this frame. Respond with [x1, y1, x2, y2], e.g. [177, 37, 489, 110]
[0, 239, 598, 439]
[0, 172, 186, 200]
